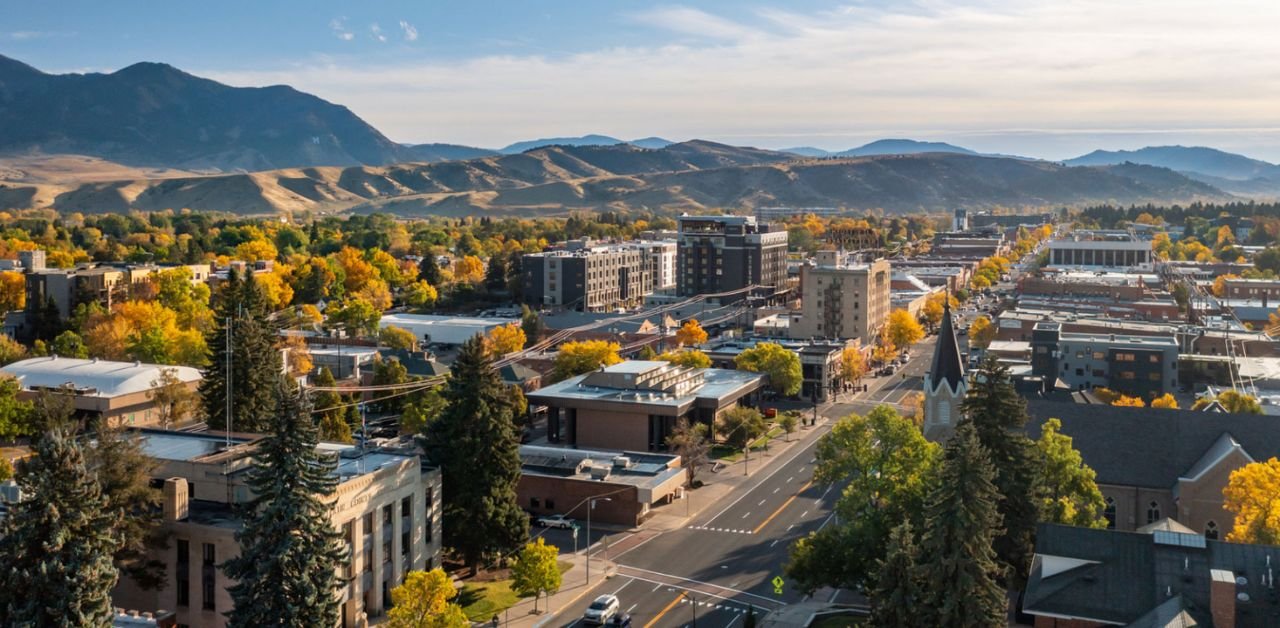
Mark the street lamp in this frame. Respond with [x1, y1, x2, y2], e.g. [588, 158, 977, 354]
[684, 591, 698, 627]
[586, 497, 612, 585]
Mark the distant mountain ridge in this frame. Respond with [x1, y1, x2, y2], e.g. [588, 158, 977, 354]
[0, 140, 1231, 216]
[1065, 145, 1280, 197]
[0, 54, 416, 170]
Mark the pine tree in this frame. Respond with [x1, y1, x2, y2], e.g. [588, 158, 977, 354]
[870, 522, 921, 628]
[222, 380, 345, 628]
[311, 367, 352, 443]
[422, 335, 528, 573]
[958, 355, 1040, 585]
[200, 268, 283, 433]
[915, 424, 1007, 628]
[85, 423, 167, 590]
[418, 253, 442, 286]
[520, 305, 543, 344]
[0, 395, 119, 626]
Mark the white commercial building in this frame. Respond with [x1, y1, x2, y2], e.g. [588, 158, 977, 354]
[378, 313, 518, 346]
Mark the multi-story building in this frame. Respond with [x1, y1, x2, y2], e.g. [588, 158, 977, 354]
[521, 243, 652, 312]
[703, 337, 854, 402]
[1219, 277, 1280, 301]
[24, 263, 212, 321]
[1046, 231, 1153, 268]
[1029, 322, 1179, 397]
[787, 252, 890, 343]
[676, 215, 788, 303]
[636, 241, 677, 292]
[0, 356, 203, 427]
[112, 430, 442, 628]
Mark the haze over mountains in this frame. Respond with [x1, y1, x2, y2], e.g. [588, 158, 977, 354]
[0, 53, 1273, 215]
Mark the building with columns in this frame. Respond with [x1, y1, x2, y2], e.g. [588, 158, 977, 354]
[111, 430, 442, 628]
[923, 300, 967, 438]
[1046, 231, 1153, 268]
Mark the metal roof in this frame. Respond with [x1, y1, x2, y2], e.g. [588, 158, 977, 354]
[0, 356, 201, 398]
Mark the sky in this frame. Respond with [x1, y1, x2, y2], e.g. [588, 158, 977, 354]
[6, 0, 1280, 160]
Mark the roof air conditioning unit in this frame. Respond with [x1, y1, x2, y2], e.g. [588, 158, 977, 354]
[613, 456, 633, 469]
[589, 465, 612, 481]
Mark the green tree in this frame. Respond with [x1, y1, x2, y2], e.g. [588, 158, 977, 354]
[388, 568, 468, 628]
[380, 325, 419, 350]
[511, 537, 562, 612]
[0, 376, 32, 441]
[717, 406, 767, 450]
[959, 355, 1040, 586]
[327, 297, 382, 337]
[418, 254, 443, 287]
[85, 423, 168, 590]
[0, 396, 119, 626]
[778, 411, 799, 442]
[637, 345, 657, 360]
[421, 336, 528, 573]
[222, 381, 346, 628]
[0, 334, 26, 366]
[734, 342, 802, 397]
[401, 386, 448, 435]
[149, 367, 197, 429]
[200, 269, 283, 433]
[666, 417, 710, 487]
[371, 357, 413, 414]
[870, 522, 921, 628]
[1035, 419, 1106, 528]
[786, 405, 939, 593]
[520, 304, 543, 343]
[310, 367, 352, 443]
[51, 329, 89, 358]
[915, 424, 1007, 627]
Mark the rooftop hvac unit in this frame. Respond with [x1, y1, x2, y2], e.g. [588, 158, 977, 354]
[589, 464, 612, 481]
[613, 456, 633, 469]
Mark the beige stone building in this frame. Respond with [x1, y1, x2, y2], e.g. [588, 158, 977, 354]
[0, 356, 202, 427]
[788, 253, 890, 343]
[112, 430, 442, 628]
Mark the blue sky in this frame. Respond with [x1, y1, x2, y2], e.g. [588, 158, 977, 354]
[6, 1, 1280, 160]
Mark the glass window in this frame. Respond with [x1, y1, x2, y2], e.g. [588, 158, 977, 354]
[1147, 501, 1161, 524]
[1104, 497, 1116, 529]
[363, 512, 374, 536]
[202, 543, 215, 566]
[1205, 521, 1219, 540]
[383, 504, 393, 526]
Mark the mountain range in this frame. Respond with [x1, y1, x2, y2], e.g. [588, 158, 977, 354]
[0, 54, 1269, 215]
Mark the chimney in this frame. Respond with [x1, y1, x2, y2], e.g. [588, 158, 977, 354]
[1210, 569, 1236, 628]
[163, 477, 189, 521]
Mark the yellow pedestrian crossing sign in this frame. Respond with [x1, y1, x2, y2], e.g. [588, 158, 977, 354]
[771, 576, 784, 594]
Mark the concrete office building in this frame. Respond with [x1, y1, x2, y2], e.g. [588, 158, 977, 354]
[788, 252, 891, 343]
[1030, 322, 1179, 397]
[518, 445, 686, 526]
[522, 243, 652, 312]
[676, 215, 788, 303]
[0, 356, 203, 427]
[1046, 231, 1153, 268]
[112, 430, 442, 628]
[637, 240, 677, 292]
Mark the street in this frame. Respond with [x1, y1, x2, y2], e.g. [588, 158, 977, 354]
[545, 337, 939, 628]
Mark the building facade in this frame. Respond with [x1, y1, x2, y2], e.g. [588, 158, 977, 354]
[787, 253, 890, 343]
[676, 216, 788, 302]
[113, 431, 443, 628]
[0, 356, 203, 427]
[1029, 322, 1179, 397]
[522, 244, 653, 312]
[1046, 231, 1152, 268]
[637, 241, 677, 292]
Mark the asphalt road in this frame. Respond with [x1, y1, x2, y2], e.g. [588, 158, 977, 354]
[547, 339, 940, 628]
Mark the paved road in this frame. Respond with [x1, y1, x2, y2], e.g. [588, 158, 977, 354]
[546, 341, 940, 628]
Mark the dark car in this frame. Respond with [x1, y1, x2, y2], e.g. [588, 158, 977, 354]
[608, 613, 632, 627]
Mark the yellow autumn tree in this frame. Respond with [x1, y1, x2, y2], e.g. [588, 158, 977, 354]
[1223, 458, 1280, 545]
[486, 323, 527, 355]
[83, 300, 208, 366]
[1111, 394, 1146, 408]
[969, 315, 996, 349]
[0, 270, 25, 312]
[675, 319, 709, 347]
[335, 246, 377, 293]
[839, 346, 867, 383]
[551, 340, 622, 381]
[885, 309, 924, 349]
[234, 238, 278, 262]
[453, 255, 485, 284]
[1150, 394, 1179, 409]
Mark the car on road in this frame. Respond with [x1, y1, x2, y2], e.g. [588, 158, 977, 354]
[607, 613, 632, 627]
[535, 514, 575, 529]
[583, 594, 620, 625]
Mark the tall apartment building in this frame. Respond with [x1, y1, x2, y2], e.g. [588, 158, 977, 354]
[1030, 321, 1179, 397]
[637, 241, 677, 292]
[112, 430, 442, 628]
[521, 243, 652, 312]
[676, 215, 788, 302]
[788, 252, 891, 343]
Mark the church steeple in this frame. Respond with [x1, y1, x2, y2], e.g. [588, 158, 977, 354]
[928, 297, 965, 394]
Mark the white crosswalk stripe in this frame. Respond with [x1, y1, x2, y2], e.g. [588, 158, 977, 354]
[685, 525, 753, 535]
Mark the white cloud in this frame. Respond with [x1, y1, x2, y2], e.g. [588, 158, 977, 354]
[212, 1, 1280, 158]
[329, 17, 354, 42]
[370, 23, 387, 43]
[399, 20, 419, 42]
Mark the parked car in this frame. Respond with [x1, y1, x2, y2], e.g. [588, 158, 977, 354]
[584, 595, 620, 625]
[535, 514, 574, 529]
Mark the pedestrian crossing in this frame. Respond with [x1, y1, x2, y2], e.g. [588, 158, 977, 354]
[686, 525, 754, 535]
[678, 597, 752, 614]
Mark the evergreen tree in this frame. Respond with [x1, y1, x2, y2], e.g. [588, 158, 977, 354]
[520, 304, 543, 344]
[915, 424, 1007, 628]
[870, 522, 921, 628]
[200, 269, 283, 433]
[958, 355, 1040, 586]
[421, 335, 528, 573]
[85, 423, 167, 590]
[418, 253, 442, 286]
[311, 367, 352, 443]
[485, 253, 509, 294]
[0, 395, 119, 626]
[222, 380, 345, 628]
[30, 295, 63, 343]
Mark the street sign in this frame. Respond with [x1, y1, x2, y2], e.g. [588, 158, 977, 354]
[572, 525, 579, 540]
[771, 576, 784, 595]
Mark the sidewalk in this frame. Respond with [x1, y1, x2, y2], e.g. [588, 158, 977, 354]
[498, 552, 617, 628]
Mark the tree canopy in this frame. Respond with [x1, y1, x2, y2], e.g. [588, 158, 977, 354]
[551, 340, 622, 381]
[734, 342, 802, 397]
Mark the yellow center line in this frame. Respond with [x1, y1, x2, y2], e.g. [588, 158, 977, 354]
[644, 592, 686, 628]
[753, 480, 814, 534]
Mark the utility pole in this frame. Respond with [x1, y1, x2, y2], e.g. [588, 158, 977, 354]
[225, 315, 232, 447]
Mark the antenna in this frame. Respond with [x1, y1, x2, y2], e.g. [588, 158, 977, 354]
[225, 315, 232, 448]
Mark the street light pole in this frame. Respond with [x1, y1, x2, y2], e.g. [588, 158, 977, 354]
[586, 497, 612, 585]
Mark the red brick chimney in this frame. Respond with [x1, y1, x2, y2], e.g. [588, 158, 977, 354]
[1210, 568, 1235, 628]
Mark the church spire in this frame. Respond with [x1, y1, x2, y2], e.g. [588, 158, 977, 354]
[929, 295, 965, 393]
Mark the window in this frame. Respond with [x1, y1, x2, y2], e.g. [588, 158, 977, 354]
[1104, 498, 1116, 529]
[1092, 352, 1105, 360]
[402, 496, 412, 518]
[363, 545, 373, 573]
[1075, 368, 1084, 376]
[1075, 351, 1083, 359]
[363, 512, 374, 536]
[530, 497, 540, 509]
[202, 543, 215, 566]
[1205, 521, 1219, 540]
[176, 539, 190, 607]
[1146, 501, 1161, 524]
[1119, 371, 1135, 380]
[202, 575, 215, 611]
[383, 541, 392, 564]
[1149, 355, 1160, 363]
[1149, 372, 1161, 381]
[383, 504, 393, 527]
[545, 499, 555, 510]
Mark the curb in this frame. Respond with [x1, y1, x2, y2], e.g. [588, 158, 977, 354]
[530, 562, 617, 628]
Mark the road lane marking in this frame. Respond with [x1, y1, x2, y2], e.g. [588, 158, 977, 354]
[699, 430, 829, 527]
[786, 476, 794, 483]
[616, 567, 782, 605]
[741, 511, 750, 519]
[770, 539, 780, 548]
[628, 604, 638, 613]
[773, 488, 780, 494]
[653, 583, 664, 592]
[613, 578, 635, 596]
[645, 593, 686, 628]
[817, 512, 837, 531]
[758, 499, 767, 506]
[723, 615, 740, 628]
[786, 524, 794, 531]
[820, 485, 832, 499]
[801, 511, 809, 518]
[752, 481, 814, 534]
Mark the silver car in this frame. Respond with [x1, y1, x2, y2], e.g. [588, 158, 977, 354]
[583, 594, 620, 625]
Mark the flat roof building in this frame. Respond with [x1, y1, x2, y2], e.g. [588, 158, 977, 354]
[521, 242, 653, 312]
[677, 215, 788, 303]
[788, 252, 891, 344]
[1046, 231, 1153, 268]
[378, 313, 517, 346]
[1030, 323, 1179, 397]
[518, 445, 685, 526]
[0, 356, 202, 427]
